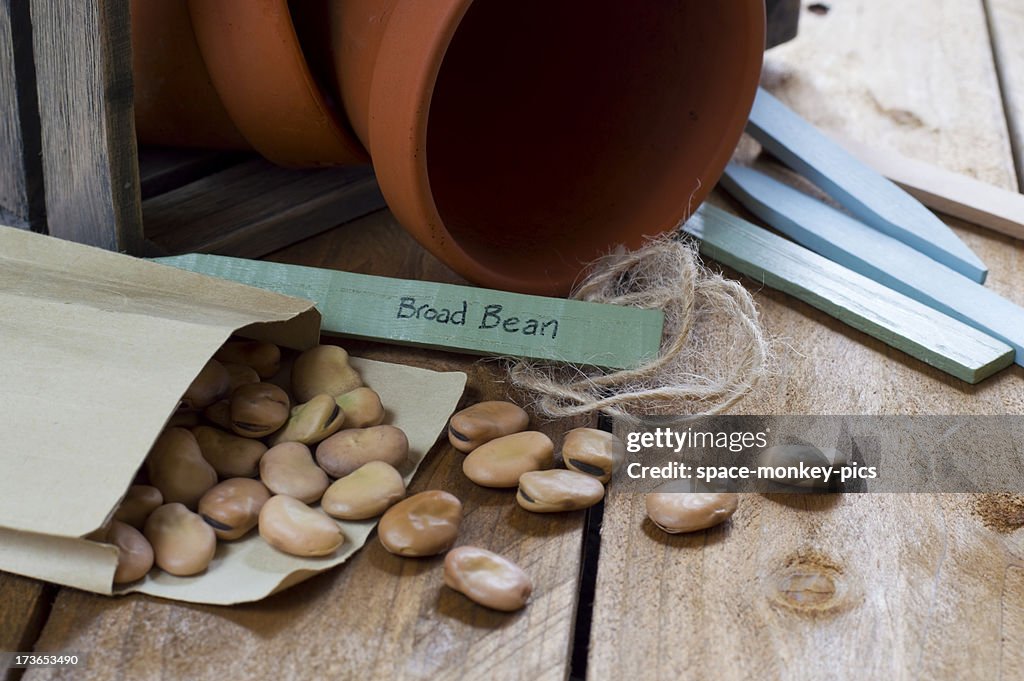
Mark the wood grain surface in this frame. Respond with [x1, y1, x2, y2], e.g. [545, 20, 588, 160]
[0, 0, 24, 225]
[25, 211, 592, 681]
[0, 0, 42, 231]
[30, 0, 143, 252]
[759, 0, 1017, 191]
[588, 1, 1024, 679]
[7, 2, 1024, 680]
[137, 147, 246, 201]
[0, 576, 50, 681]
[985, 0, 1024, 190]
[143, 160, 385, 258]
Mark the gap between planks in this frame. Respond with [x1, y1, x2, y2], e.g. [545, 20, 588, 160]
[0, 0, 44, 232]
[983, 0, 1024, 191]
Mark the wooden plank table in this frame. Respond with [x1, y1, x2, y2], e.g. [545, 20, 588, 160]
[4, 1, 1024, 680]
[589, 1, 1024, 680]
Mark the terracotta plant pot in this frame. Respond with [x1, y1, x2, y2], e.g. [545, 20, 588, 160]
[132, 0, 249, 150]
[186, 0, 368, 167]
[135, 0, 765, 295]
[330, 0, 765, 295]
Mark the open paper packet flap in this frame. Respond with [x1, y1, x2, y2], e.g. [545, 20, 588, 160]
[0, 227, 467, 602]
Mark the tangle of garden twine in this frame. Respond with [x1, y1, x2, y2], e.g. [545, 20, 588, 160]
[506, 234, 769, 422]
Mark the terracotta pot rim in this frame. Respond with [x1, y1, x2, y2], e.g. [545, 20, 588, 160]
[663, 5, 767, 235]
[188, 0, 369, 167]
[369, 0, 766, 296]
[367, 0, 491, 286]
[370, 0, 583, 295]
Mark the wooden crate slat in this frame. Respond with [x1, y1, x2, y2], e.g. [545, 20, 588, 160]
[143, 159, 386, 258]
[0, 0, 43, 231]
[138, 147, 249, 200]
[30, 0, 143, 252]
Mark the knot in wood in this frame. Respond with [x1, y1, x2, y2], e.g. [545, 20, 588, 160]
[768, 553, 848, 614]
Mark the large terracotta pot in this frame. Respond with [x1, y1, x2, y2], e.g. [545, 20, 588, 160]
[135, 0, 765, 295]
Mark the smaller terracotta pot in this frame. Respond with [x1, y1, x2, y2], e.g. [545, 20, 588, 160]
[186, 0, 367, 167]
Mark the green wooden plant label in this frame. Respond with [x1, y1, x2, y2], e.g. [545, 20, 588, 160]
[156, 254, 664, 369]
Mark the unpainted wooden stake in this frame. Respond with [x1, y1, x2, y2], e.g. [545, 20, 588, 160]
[835, 136, 1024, 242]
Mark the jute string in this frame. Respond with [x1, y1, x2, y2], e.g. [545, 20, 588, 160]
[506, 235, 769, 421]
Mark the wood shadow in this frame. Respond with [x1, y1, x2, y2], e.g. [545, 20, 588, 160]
[434, 586, 522, 630]
[640, 517, 731, 547]
[506, 507, 583, 538]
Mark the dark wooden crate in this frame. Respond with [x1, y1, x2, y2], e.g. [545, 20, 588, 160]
[0, 0, 44, 231]
[2, 0, 385, 257]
